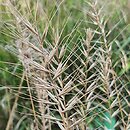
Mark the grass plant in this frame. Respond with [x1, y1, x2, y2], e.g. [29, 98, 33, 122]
[0, 0, 130, 130]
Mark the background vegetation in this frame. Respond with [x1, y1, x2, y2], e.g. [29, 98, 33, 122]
[0, 0, 130, 130]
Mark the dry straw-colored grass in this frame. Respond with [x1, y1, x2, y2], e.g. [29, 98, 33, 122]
[1, 0, 130, 130]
